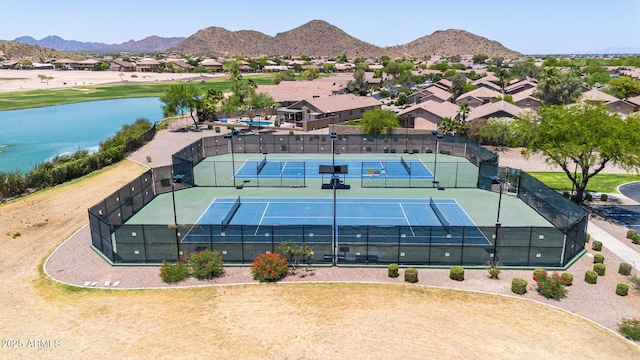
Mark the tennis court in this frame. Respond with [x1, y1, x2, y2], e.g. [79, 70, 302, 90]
[234, 157, 434, 179]
[181, 197, 489, 245]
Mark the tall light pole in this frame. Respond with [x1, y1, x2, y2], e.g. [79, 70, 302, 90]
[490, 176, 503, 264]
[171, 176, 179, 260]
[431, 130, 444, 188]
[405, 113, 412, 152]
[226, 134, 236, 188]
[331, 128, 338, 265]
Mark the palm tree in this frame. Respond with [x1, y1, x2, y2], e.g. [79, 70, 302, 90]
[456, 102, 471, 122]
[439, 117, 458, 135]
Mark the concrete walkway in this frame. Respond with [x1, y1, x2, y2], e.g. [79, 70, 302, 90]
[588, 221, 640, 270]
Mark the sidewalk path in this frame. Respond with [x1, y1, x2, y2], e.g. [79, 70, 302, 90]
[588, 221, 640, 270]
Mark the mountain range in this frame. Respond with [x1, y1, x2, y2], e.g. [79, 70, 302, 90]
[9, 20, 520, 58]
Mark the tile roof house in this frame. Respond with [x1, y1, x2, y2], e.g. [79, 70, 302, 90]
[75, 58, 101, 71]
[505, 80, 537, 95]
[407, 85, 452, 104]
[135, 59, 162, 72]
[455, 87, 503, 107]
[257, 78, 348, 108]
[397, 100, 460, 130]
[626, 95, 640, 111]
[279, 93, 381, 131]
[512, 88, 542, 112]
[581, 89, 636, 115]
[199, 59, 223, 72]
[467, 100, 528, 121]
[108, 59, 135, 72]
[53, 59, 79, 70]
[472, 78, 502, 92]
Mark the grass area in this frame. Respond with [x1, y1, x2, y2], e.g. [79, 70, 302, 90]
[528, 171, 640, 193]
[0, 74, 275, 110]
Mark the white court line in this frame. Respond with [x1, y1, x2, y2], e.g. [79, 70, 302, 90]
[254, 202, 271, 236]
[181, 197, 221, 242]
[279, 160, 288, 176]
[398, 203, 416, 237]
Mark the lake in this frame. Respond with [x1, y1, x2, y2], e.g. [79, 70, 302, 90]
[0, 97, 163, 173]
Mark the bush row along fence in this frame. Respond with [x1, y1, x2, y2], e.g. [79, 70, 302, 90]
[88, 134, 588, 267]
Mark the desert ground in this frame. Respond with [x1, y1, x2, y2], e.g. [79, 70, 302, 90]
[0, 69, 224, 93]
[1, 81, 640, 358]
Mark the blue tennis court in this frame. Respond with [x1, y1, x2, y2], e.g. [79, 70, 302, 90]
[182, 197, 489, 245]
[235, 158, 434, 179]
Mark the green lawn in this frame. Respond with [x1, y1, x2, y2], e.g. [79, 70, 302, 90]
[0, 74, 275, 111]
[528, 171, 640, 193]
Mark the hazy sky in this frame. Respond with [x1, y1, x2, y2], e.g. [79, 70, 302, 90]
[2, 0, 638, 54]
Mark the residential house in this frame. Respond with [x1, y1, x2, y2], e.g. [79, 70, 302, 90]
[455, 87, 502, 107]
[108, 59, 135, 72]
[581, 89, 636, 115]
[135, 59, 162, 72]
[408, 85, 452, 104]
[75, 59, 101, 71]
[397, 100, 460, 130]
[256, 77, 348, 108]
[626, 95, 640, 112]
[512, 88, 542, 112]
[278, 93, 381, 131]
[199, 59, 223, 72]
[54, 58, 78, 70]
[467, 100, 528, 121]
[472, 78, 502, 92]
[505, 80, 537, 95]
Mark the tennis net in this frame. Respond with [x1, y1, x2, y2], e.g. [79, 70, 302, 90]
[430, 197, 450, 233]
[222, 196, 241, 227]
[400, 156, 411, 175]
[257, 156, 268, 175]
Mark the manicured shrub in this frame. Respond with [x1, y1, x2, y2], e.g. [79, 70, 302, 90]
[632, 233, 640, 245]
[511, 278, 528, 295]
[592, 240, 602, 251]
[388, 263, 399, 278]
[585, 233, 590, 243]
[616, 283, 629, 296]
[188, 250, 224, 280]
[214, 126, 220, 132]
[585, 270, 598, 284]
[532, 268, 545, 280]
[450, 266, 465, 281]
[600, 193, 608, 201]
[626, 229, 637, 239]
[585, 193, 593, 202]
[594, 263, 606, 276]
[289, 130, 294, 135]
[159, 259, 189, 283]
[486, 261, 501, 279]
[561, 272, 573, 286]
[619, 318, 640, 340]
[619, 262, 633, 276]
[533, 269, 568, 300]
[404, 268, 418, 283]
[252, 253, 288, 282]
[593, 253, 604, 264]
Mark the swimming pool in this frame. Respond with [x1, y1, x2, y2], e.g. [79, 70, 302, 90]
[241, 120, 272, 127]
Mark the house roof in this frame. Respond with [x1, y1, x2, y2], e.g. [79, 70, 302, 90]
[581, 89, 620, 103]
[289, 93, 381, 113]
[136, 59, 161, 66]
[457, 87, 502, 101]
[626, 95, 640, 106]
[467, 100, 527, 121]
[511, 88, 539, 103]
[472, 78, 502, 91]
[200, 59, 222, 66]
[399, 100, 459, 120]
[410, 85, 452, 101]
[505, 80, 537, 94]
[109, 59, 134, 67]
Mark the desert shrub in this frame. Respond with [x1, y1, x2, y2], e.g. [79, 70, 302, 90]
[533, 269, 567, 300]
[404, 268, 419, 283]
[252, 253, 288, 282]
[188, 250, 224, 279]
[533, 268, 545, 280]
[616, 283, 629, 296]
[585, 233, 590, 243]
[585, 270, 598, 284]
[619, 318, 640, 340]
[594, 263, 606, 276]
[626, 229, 637, 239]
[600, 193, 608, 201]
[631, 273, 640, 291]
[592, 240, 602, 251]
[619, 262, 632, 276]
[450, 266, 465, 281]
[593, 253, 604, 264]
[214, 126, 220, 132]
[159, 259, 189, 283]
[632, 233, 640, 245]
[511, 278, 528, 295]
[486, 261, 501, 279]
[561, 272, 573, 286]
[388, 263, 399, 278]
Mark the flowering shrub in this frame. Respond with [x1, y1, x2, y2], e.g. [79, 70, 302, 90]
[252, 253, 288, 282]
[189, 250, 224, 280]
[533, 269, 567, 300]
[159, 259, 189, 283]
[619, 318, 640, 341]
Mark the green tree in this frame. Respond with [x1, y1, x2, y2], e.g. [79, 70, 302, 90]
[300, 67, 320, 80]
[509, 57, 542, 80]
[160, 83, 202, 128]
[322, 62, 337, 72]
[336, 54, 348, 63]
[587, 72, 611, 87]
[494, 68, 512, 95]
[248, 92, 278, 120]
[360, 108, 399, 134]
[519, 102, 640, 204]
[272, 69, 295, 84]
[438, 117, 468, 136]
[394, 93, 408, 106]
[195, 88, 224, 122]
[347, 68, 368, 95]
[607, 76, 640, 98]
[456, 102, 471, 122]
[472, 54, 489, 64]
[443, 69, 457, 78]
[450, 73, 468, 100]
[535, 67, 582, 105]
[384, 61, 401, 78]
